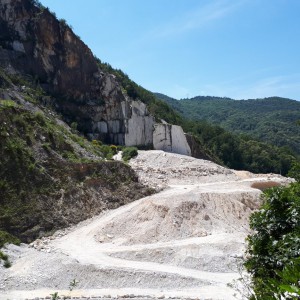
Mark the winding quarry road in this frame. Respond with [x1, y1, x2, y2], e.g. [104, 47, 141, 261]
[0, 151, 292, 300]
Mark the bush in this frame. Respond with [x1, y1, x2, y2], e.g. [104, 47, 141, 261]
[288, 161, 300, 182]
[92, 139, 102, 147]
[122, 147, 138, 162]
[0, 251, 8, 261]
[99, 145, 114, 159]
[70, 122, 78, 132]
[245, 178, 300, 299]
[0, 100, 17, 109]
[3, 259, 11, 268]
[34, 111, 46, 125]
[110, 145, 117, 154]
[0, 230, 20, 248]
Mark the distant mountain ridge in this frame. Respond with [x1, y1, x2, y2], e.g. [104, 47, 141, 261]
[155, 93, 300, 154]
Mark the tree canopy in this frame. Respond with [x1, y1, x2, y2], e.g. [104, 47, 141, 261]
[245, 163, 300, 299]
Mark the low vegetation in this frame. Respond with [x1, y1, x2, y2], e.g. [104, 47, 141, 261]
[0, 251, 11, 268]
[122, 146, 138, 162]
[0, 230, 20, 248]
[245, 162, 300, 299]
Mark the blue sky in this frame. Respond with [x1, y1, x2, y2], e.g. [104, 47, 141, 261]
[40, 0, 300, 100]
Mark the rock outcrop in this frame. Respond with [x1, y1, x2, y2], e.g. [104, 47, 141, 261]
[0, 0, 199, 157]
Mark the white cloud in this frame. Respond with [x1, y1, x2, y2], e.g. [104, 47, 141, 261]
[164, 84, 190, 99]
[235, 75, 300, 100]
[199, 74, 300, 100]
[165, 73, 300, 100]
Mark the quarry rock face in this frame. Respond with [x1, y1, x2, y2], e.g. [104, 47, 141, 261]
[124, 101, 155, 147]
[153, 123, 191, 156]
[0, 0, 197, 156]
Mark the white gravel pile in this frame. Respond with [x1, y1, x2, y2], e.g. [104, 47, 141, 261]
[129, 150, 239, 189]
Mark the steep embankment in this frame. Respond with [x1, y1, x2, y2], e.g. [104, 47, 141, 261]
[0, 72, 152, 243]
[0, 151, 292, 300]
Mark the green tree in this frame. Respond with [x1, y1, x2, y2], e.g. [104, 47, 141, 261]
[245, 163, 300, 299]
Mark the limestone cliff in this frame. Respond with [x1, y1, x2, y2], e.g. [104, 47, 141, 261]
[0, 0, 199, 157]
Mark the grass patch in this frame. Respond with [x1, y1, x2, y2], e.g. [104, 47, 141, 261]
[0, 99, 17, 109]
[122, 147, 138, 162]
[3, 260, 11, 268]
[0, 251, 8, 260]
[0, 230, 21, 248]
[0, 250, 11, 268]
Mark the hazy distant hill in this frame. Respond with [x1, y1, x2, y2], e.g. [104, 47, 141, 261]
[155, 93, 300, 154]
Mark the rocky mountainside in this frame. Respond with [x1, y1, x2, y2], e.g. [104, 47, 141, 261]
[0, 71, 153, 243]
[0, 0, 203, 158]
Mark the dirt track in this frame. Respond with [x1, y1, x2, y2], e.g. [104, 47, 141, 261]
[0, 151, 292, 300]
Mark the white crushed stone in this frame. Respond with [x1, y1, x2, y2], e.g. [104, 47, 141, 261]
[0, 150, 293, 300]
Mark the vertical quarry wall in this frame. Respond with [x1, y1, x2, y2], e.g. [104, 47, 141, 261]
[153, 123, 191, 156]
[124, 101, 155, 147]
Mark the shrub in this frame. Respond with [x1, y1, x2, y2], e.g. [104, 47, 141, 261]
[3, 259, 11, 268]
[110, 145, 117, 154]
[245, 180, 300, 299]
[34, 111, 46, 125]
[62, 151, 79, 161]
[70, 122, 78, 132]
[288, 161, 300, 182]
[0, 251, 8, 261]
[122, 147, 138, 162]
[0, 100, 17, 109]
[42, 143, 51, 152]
[92, 139, 102, 147]
[99, 145, 114, 159]
[0, 230, 21, 248]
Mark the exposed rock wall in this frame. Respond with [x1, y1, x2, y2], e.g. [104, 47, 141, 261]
[125, 101, 155, 147]
[0, 0, 126, 142]
[0, 0, 99, 99]
[0, 0, 158, 148]
[153, 123, 191, 156]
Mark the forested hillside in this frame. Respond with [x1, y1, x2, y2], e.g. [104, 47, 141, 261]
[155, 93, 300, 155]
